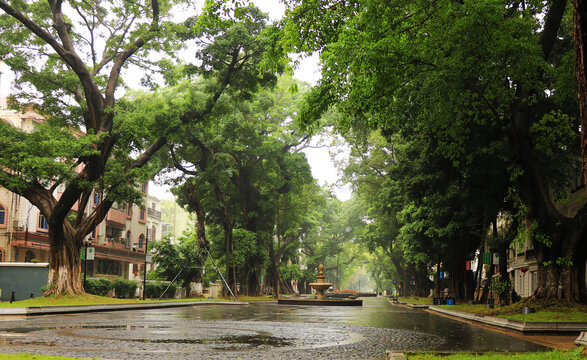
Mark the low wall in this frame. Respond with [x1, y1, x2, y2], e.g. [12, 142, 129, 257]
[0, 262, 49, 301]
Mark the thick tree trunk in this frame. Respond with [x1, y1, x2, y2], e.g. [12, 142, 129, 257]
[532, 222, 586, 302]
[573, 0, 587, 189]
[46, 226, 84, 295]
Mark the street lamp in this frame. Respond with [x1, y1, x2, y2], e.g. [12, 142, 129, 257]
[142, 230, 149, 300]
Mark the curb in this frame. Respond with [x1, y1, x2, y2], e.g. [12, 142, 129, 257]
[576, 332, 587, 346]
[0, 300, 250, 316]
[395, 300, 429, 309]
[386, 351, 407, 360]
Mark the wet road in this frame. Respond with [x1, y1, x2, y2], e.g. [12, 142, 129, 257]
[0, 297, 548, 359]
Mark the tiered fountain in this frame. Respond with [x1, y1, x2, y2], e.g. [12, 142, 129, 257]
[278, 264, 362, 306]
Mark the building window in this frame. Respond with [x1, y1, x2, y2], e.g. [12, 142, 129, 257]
[25, 250, 36, 262]
[126, 230, 131, 242]
[96, 260, 122, 276]
[93, 191, 100, 205]
[105, 225, 122, 239]
[0, 204, 5, 228]
[126, 204, 133, 218]
[138, 234, 145, 249]
[38, 213, 48, 231]
[151, 226, 156, 242]
[139, 208, 145, 222]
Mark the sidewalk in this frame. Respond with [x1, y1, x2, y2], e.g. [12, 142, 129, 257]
[0, 300, 249, 316]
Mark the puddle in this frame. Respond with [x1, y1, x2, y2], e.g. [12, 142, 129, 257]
[130, 334, 293, 348]
[2, 324, 169, 334]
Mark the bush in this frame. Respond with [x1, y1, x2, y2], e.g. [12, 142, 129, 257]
[85, 278, 113, 296]
[112, 278, 138, 298]
[145, 281, 176, 299]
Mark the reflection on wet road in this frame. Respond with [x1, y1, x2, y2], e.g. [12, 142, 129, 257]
[0, 297, 548, 359]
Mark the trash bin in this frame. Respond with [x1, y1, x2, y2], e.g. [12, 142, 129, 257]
[445, 298, 455, 305]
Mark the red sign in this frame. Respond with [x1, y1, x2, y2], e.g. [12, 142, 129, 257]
[465, 260, 471, 271]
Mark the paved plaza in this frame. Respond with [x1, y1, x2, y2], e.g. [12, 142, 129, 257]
[0, 297, 549, 359]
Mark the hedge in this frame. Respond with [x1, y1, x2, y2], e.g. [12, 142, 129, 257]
[112, 278, 138, 298]
[145, 281, 176, 299]
[85, 278, 113, 296]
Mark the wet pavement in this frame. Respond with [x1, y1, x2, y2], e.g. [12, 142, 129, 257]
[0, 297, 548, 359]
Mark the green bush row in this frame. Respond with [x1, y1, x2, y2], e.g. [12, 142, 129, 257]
[84, 278, 177, 299]
[145, 281, 177, 299]
[85, 278, 137, 298]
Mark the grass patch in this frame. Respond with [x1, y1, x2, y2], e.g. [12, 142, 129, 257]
[439, 300, 587, 323]
[236, 295, 275, 301]
[0, 294, 227, 308]
[399, 296, 433, 305]
[407, 348, 585, 360]
[0, 354, 97, 359]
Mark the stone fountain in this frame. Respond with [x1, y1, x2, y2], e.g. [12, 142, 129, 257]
[309, 264, 333, 300]
[278, 264, 362, 306]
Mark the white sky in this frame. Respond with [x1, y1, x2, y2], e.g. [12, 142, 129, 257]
[0, 0, 351, 201]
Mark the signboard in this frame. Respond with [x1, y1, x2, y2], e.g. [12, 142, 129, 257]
[80, 247, 85, 260]
[482, 252, 491, 265]
[465, 260, 471, 271]
[86, 247, 95, 260]
[492, 252, 499, 265]
[145, 254, 152, 263]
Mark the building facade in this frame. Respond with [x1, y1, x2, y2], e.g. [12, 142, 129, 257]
[0, 96, 151, 281]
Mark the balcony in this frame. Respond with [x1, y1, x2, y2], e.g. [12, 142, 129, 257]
[147, 208, 161, 219]
[106, 209, 127, 227]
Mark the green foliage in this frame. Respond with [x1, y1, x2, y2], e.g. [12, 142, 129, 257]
[281, 0, 582, 299]
[85, 278, 114, 297]
[150, 234, 205, 287]
[145, 281, 177, 299]
[490, 275, 510, 297]
[280, 264, 303, 282]
[112, 279, 138, 299]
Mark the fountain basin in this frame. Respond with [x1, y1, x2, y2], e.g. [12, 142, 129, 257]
[277, 297, 363, 306]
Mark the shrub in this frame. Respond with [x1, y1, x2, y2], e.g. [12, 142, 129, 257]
[145, 281, 177, 299]
[112, 278, 138, 298]
[85, 278, 113, 296]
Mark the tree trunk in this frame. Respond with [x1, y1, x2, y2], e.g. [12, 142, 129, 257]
[572, 0, 587, 189]
[46, 226, 84, 295]
[532, 221, 586, 302]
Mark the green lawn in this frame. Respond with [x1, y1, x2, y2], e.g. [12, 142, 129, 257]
[399, 296, 433, 305]
[0, 294, 227, 308]
[396, 296, 587, 323]
[0, 354, 97, 360]
[407, 349, 585, 360]
[438, 302, 587, 323]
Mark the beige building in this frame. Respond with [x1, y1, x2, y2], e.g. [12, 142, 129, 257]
[0, 95, 148, 280]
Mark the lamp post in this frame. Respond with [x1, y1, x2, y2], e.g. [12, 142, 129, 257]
[143, 229, 149, 300]
[83, 240, 88, 291]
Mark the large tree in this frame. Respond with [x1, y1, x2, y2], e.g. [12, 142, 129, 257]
[284, 0, 586, 302]
[0, 0, 276, 295]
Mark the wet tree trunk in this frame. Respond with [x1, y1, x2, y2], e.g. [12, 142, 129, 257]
[46, 225, 84, 295]
[188, 191, 209, 297]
